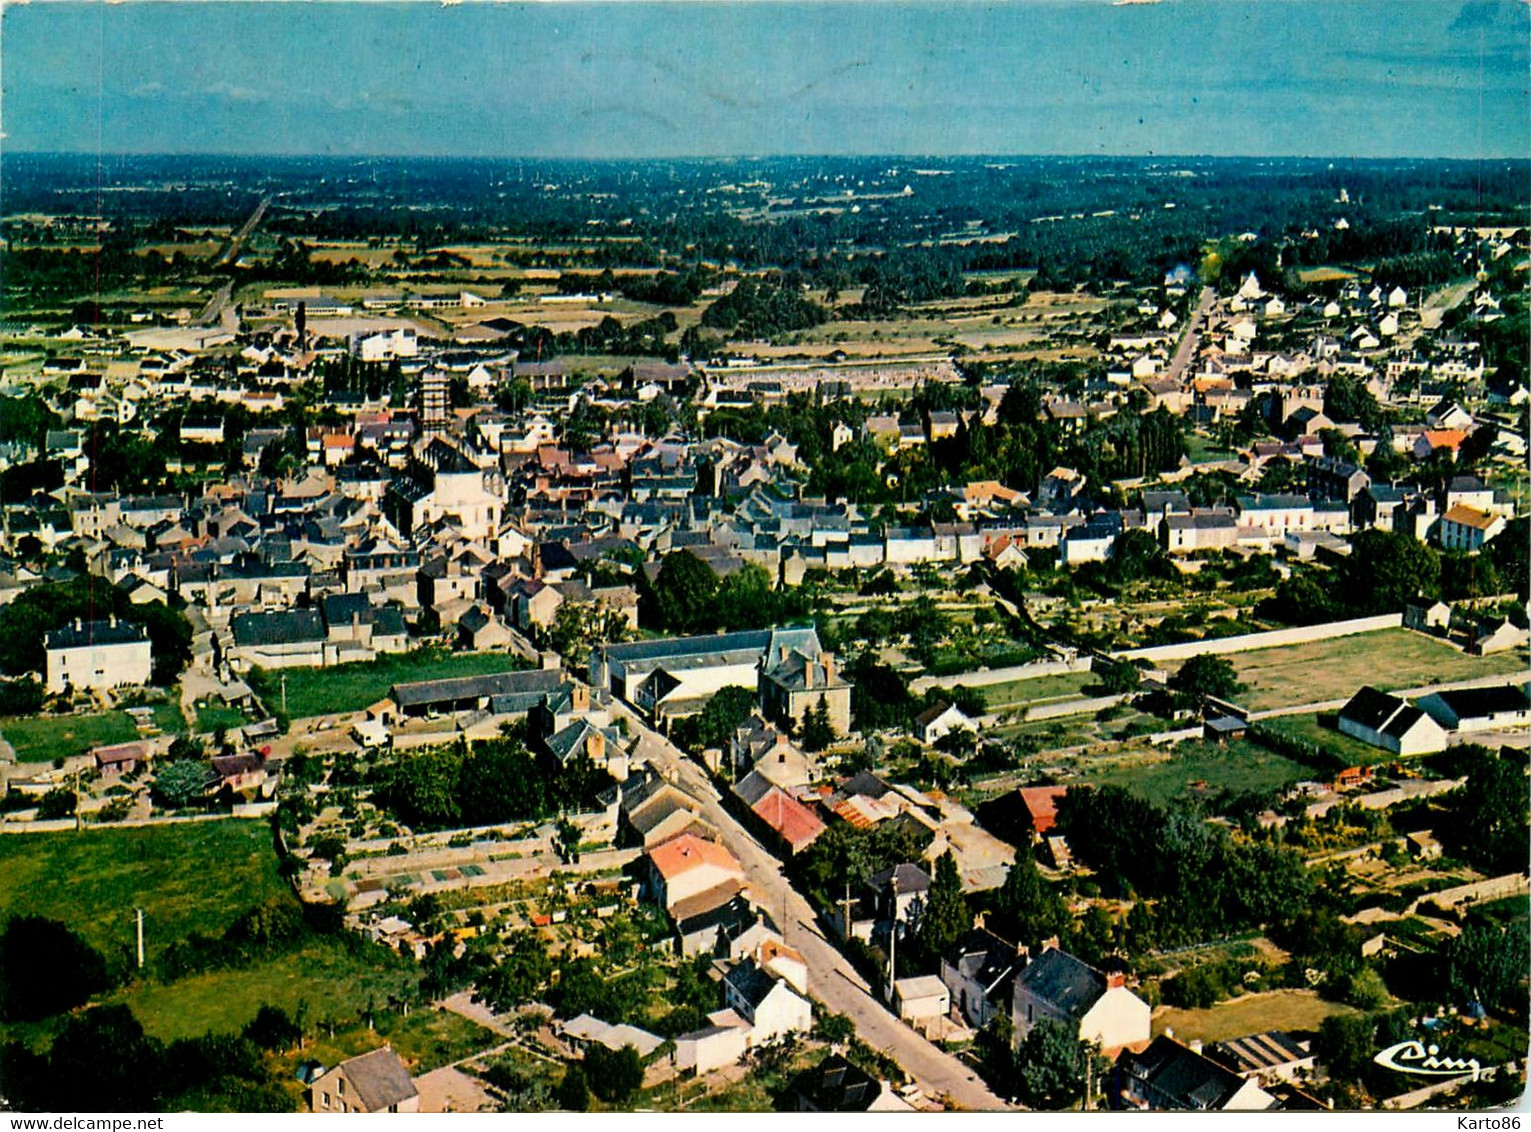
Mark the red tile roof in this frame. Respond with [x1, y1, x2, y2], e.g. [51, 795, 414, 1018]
[648, 832, 742, 881]
[1019, 785, 1069, 835]
[752, 788, 827, 852]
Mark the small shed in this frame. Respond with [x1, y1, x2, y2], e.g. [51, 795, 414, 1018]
[894, 975, 951, 1022]
[1203, 715, 1248, 744]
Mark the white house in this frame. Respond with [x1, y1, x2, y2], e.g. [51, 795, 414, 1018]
[1417, 685, 1531, 734]
[1336, 686, 1448, 756]
[722, 959, 813, 1046]
[914, 701, 975, 745]
[1011, 947, 1151, 1053]
[44, 618, 153, 694]
[1437, 505, 1505, 552]
[673, 1011, 751, 1075]
[645, 833, 747, 910]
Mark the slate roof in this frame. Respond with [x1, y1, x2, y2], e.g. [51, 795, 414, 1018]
[391, 667, 561, 709]
[1118, 1036, 1255, 1111]
[332, 1047, 418, 1112]
[230, 610, 325, 648]
[674, 891, 757, 939]
[723, 957, 781, 1011]
[792, 1054, 884, 1112]
[1014, 947, 1107, 1021]
[1206, 1031, 1309, 1076]
[1430, 685, 1531, 719]
[1338, 685, 1405, 731]
[45, 619, 150, 650]
[944, 928, 1022, 992]
[866, 862, 931, 896]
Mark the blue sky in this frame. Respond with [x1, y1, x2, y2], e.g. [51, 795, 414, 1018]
[3, 0, 1527, 158]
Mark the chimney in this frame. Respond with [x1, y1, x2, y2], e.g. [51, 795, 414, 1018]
[1106, 972, 1126, 989]
[803, 662, 814, 690]
[822, 653, 835, 685]
[74, 618, 82, 632]
[588, 728, 605, 762]
[573, 683, 589, 712]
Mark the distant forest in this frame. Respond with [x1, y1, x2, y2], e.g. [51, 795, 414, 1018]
[4, 154, 1526, 302]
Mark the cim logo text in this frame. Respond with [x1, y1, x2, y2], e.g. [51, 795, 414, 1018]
[1373, 1039, 1482, 1080]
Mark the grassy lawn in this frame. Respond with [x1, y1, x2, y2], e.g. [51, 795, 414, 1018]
[982, 671, 1095, 710]
[1211, 630, 1528, 711]
[1, 702, 186, 763]
[1258, 712, 1402, 767]
[108, 939, 422, 1043]
[294, 1008, 501, 1076]
[1088, 739, 1311, 806]
[248, 648, 530, 719]
[195, 700, 249, 734]
[1153, 989, 1358, 1043]
[0, 821, 289, 963]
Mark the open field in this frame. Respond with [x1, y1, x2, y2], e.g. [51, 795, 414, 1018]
[108, 938, 422, 1043]
[1153, 989, 1359, 1043]
[983, 671, 1096, 710]
[1207, 629, 1528, 712]
[0, 821, 288, 962]
[2, 702, 186, 763]
[1087, 739, 1312, 806]
[248, 649, 529, 719]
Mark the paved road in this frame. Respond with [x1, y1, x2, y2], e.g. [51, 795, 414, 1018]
[1164, 285, 1216, 383]
[197, 194, 269, 328]
[611, 702, 1010, 1112]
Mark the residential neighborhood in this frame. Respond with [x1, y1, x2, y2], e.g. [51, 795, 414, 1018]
[0, 3, 1525, 1116]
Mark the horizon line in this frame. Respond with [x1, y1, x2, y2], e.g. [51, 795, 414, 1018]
[5, 149, 1528, 165]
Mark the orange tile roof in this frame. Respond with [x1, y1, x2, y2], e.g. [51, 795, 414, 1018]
[1442, 504, 1498, 530]
[752, 788, 827, 851]
[1019, 785, 1069, 834]
[1421, 429, 1467, 451]
[647, 832, 742, 881]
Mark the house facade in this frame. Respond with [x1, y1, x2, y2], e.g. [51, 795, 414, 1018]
[44, 618, 153, 694]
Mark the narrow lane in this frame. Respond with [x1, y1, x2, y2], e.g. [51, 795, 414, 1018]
[611, 702, 1011, 1111]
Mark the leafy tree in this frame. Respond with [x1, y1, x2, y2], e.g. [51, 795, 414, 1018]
[671, 685, 757, 755]
[0, 916, 113, 1021]
[991, 852, 1068, 952]
[36, 787, 76, 820]
[1338, 529, 1441, 614]
[0, 677, 44, 716]
[713, 563, 779, 631]
[1093, 658, 1141, 695]
[847, 654, 916, 732]
[1445, 918, 1530, 1014]
[153, 759, 209, 809]
[800, 694, 835, 753]
[1169, 654, 1242, 705]
[47, 1004, 164, 1111]
[645, 550, 719, 634]
[1441, 748, 1528, 874]
[555, 1063, 590, 1111]
[243, 1005, 302, 1052]
[549, 601, 633, 667]
[1314, 1012, 1374, 1084]
[1015, 1019, 1089, 1110]
[584, 1043, 644, 1104]
[918, 851, 971, 965]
